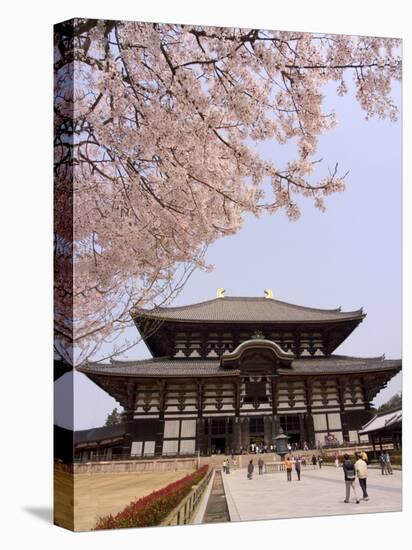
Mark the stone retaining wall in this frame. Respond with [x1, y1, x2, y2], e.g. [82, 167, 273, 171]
[55, 457, 198, 475]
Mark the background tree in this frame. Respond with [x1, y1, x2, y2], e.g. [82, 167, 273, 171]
[377, 392, 402, 414]
[104, 407, 122, 426]
[54, 19, 401, 364]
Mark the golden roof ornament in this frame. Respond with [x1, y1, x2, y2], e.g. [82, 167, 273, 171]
[264, 289, 273, 299]
[216, 288, 226, 298]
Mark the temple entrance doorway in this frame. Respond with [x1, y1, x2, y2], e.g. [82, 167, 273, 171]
[287, 433, 301, 445]
[280, 415, 302, 447]
[249, 416, 265, 450]
[211, 437, 226, 455]
[249, 436, 264, 448]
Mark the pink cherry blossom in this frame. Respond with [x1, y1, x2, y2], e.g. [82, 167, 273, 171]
[54, 20, 401, 364]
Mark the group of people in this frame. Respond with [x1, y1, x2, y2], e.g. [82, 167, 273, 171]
[243, 447, 395, 503]
[342, 451, 370, 503]
[246, 455, 304, 481]
[222, 458, 235, 474]
[311, 454, 323, 469]
[285, 455, 302, 480]
[248, 443, 274, 454]
[287, 441, 309, 452]
[247, 440, 310, 455]
[379, 451, 393, 475]
[246, 457, 266, 478]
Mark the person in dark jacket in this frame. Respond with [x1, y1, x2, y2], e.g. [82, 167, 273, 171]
[312, 454, 317, 469]
[258, 457, 264, 475]
[342, 453, 360, 504]
[247, 460, 254, 480]
[295, 456, 302, 480]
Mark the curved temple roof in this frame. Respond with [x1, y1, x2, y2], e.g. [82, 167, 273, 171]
[131, 296, 364, 324]
[78, 355, 401, 378]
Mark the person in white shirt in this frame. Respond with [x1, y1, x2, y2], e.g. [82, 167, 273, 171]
[355, 453, 369, 501]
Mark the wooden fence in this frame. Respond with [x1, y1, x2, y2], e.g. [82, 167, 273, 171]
[160, 467, 213, 526]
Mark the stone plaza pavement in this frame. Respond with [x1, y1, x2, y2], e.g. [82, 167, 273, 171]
[221, 465, 402, 522]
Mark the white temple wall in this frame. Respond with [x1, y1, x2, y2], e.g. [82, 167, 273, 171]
[162, 418, 198, 456]
[313, 413, 328, 431]
[327, 412, 342, 430]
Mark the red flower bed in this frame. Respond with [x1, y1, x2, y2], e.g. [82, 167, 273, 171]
[93, 465, 209, 530]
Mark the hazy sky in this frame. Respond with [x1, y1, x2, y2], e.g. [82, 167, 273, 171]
[55, 71, 401, 431]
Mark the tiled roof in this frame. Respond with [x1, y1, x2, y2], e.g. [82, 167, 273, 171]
[359, 408, 402, 434]
[78, 355, 401, 378]
[132, 297, 364, 324]
[79, 358, 236, 377]
[74, 423, 126, 444]
[290, 356, 401, 374]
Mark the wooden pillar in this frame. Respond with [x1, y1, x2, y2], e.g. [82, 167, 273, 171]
[269, 377, 279, 446]
[304, 379, 315, 448]
[225, 417, 230, 454]
[233, 416, 242, 453]
[122, 381, 137, 458]
[271, 377, 278, 416]
[338, 377, 349, 442]
[264, 415, 273, 446]
[121, 409, 134, 457]
[272, 414, 280, 439]
[298, 413, 305, 445]
[241, 417, 250, 450]
[304, 413, 315, 449]
[196, 418, 205, 455]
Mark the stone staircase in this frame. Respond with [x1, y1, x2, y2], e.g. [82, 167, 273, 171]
[199, 451, 317, 470]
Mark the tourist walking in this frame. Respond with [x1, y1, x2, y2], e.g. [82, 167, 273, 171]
[247, 460, 254, 480]
[342, 453, 360, 504]
[295, 456, 301, 480]
[222, 459, 228, 474]
[312, 454, 317, 469]
[360, 450, 368, 464]
[258, 457, 264, 475]
[384, 451, 393, 474]
[335, 452, 339, 468]
[379, 452, 387, 475]
[355, 453, 369, 501]
[285, 456, 293, 481]
[317, 455, 323, 469]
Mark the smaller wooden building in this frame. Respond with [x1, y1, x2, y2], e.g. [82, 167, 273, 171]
[359, 407, 402, 451]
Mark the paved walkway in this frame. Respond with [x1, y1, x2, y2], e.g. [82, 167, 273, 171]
[221, 465, 402, 522]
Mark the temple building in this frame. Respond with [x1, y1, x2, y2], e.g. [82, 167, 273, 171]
[78, 292, 401, 458]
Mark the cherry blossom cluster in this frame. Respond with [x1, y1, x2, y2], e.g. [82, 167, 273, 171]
[54, 20, 401, 363]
